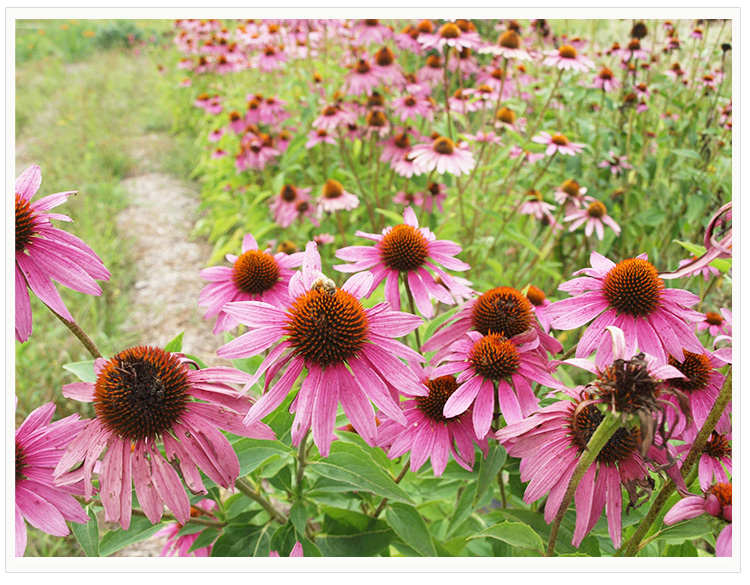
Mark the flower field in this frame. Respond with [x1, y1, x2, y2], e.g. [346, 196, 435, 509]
[14, 17, 733, 562]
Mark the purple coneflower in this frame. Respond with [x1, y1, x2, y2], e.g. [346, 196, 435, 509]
[675, 431, 731, 491]
[526, 285, 553, 334]
[317, 179, 360, 215]
[54, 347, 275, 530]
[532, 132, 585, 157]
[269, 184, 313, 229]
[553, 179, 588, 209]
[305, 128, 337, 149]
[334, 206, 472, 317]
[410, 136, 476, 176]
[380, 129, 416, 164]
[543, 45, 594, 72]
[351, 19, 393, 46]
[199, 233, 303, 334]
[677, 255, 721, 282]
[546, 252, 705, 365]
[15, 165, 111, 343]
[519, 190, 556, 221]
[422, 182, 448, 214]
[377, 366, 489, 477]
[592, 66, 620, 92]
[391, 95, 434, 122]
[664, 483, 731, 556]
[343, 59, 380, 96]
[217, 242, 428, 456]
[697, 309, 731, 338]
[15, 402, 89, 557]
[564, 199, 621, 240]
[153, 498, 218, 557]
[313, 103, 357, 133]
[480, 29, 532, 61]
[418, 21, 482, 52]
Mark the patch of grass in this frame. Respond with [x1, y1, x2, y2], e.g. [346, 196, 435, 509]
[15, 48, 176, 422]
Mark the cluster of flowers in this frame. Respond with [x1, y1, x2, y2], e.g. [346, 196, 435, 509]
[15, 161, 731, 557]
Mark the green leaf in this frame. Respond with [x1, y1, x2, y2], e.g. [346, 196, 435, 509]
[447, 486, 476, 538]
[375, 207, 406, 225]
[310, 442, 413, 504]
[99, 516, 164, 557]
[62, 360, 96, 383]
[474, 443, 507, 506]
[187, 527, 221, 554]
[316, 529, 396, 557]
[203, 438, 291, 489]
[290, 501, 308, 536]
[211, 523, 273, 557]
[71, 508, 100, 557]
[384, 503, 436, 557]
[469, 521, 545, 554]
[657, 516, 713, 544]
[164, 331, 184, 352]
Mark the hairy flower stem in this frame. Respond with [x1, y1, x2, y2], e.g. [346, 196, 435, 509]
[236, 477, 287, 525]
[338, 136, 378, 231]
[49, 307, 103, 360]
[621, 368, 732, 557]
[443, 48, 454, 140]
[546, 414, 622, 557]
[525, 69, 563, 141]
[372, 458, 411, 519]
[295, 430, 310, 494]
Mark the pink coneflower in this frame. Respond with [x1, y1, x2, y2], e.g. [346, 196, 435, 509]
[662, 348, 730, 442]
[343, 59, 380, 96]
[199, 233, 303, 334]
[372, 46, 404, 84]
[546, 252, 705, 366]
[317, 179, 360, 215]
[432, 329, 562, 437]
[496, 331, 685, 549]
[526, 285, 553, 333]
[677, 431, 732, 491]
[312, 103, 357, 132]
[394, 24, 424, 54]
[270, 541, 304, 557]
[598, 151, 633, 175]
[55, 347, 275, 530]
[697, 309, 731, 338]
[422, 182, 448, 214]
[269, 184, 313, 229]
[463, 131, 503, 146]
[217, 242, 427, 456]
[393, 190, 425, 209]
[364, 109, 391, 138]
[306, 128, 337, 149]
[351, 19, 393, 46]
[664, 483, 731, 557]
[418, 21, 482, 52]
[418, 54, 444, 85]
[211, 149, 228, 159]
[509, 146, 545, 165]
[448, 89, 481, 114]
[255, 46, 287, 72]
[519, 190, 556, 221]
[153, 499, 219, 557]
[377, 366, 489, 476]
[592, 66, 620, 92]
[209, 127, 225, 142]
[564, 199, 621, 241]
[15, 165, 111, 343]
[259, 96, 289, 125]
[15, 401, 89, 557]
[422, 285, 562, 363]
[543, 45, 594, 72]
[334, 206, 472, 318]
[391, 94, 434, 122]
[392, 152, 427, 178]
[313, 233, 335, 246]
[532, 132, 585, 157]
[205, 97, 223, 115]
[480, 29, 532, 61]
[620, 39, 649, 62]
[467, 84, 500, 109]
[476, 67, 515, 99]
[553, 179, 588, 209]
[379, 129, 416, 164]
[410, 136, 476, 176]
[448, 47, 481, 77]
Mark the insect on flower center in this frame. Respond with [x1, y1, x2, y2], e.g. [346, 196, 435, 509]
[15, 194, 38, 253]
[558, 45, 578, 59]
[667, 350, 712, 393]
[569, 403, 640, 465]
[379, 223, 430, 272]
[703, 431, 731, 460]
[469, 334, 521, 381]
[499, 29, 521, 49]
[587, 201, 607, 218]
[94, 346, 191, 441]
[285, 287, 370, 368]
[471, 287, 534, 338]
[704, 311, 724, 326]
[323, 179, 344, 199]
[417, 375, 461, 423]
[551, 133, 569, 146]
[602, 258, 664, 317]
[439, 23, 461, 39]
[433, 137, 455, 155]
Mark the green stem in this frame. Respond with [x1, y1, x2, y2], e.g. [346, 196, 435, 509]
[546, 414, 622, 556]
[372, 458, 411, 518]
[621, 368, 732, 557]
[236, 477, 287, 525]
[49, 307, 103, 359]
[403, 273, 423, 348]
[295, 430, 310, 493]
